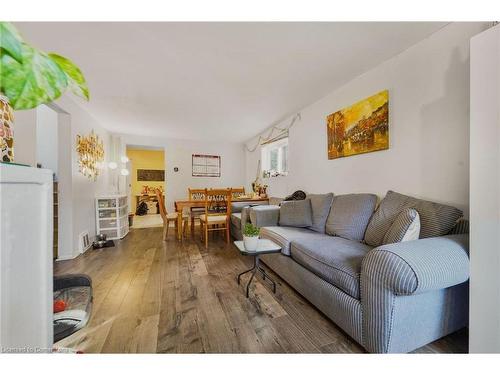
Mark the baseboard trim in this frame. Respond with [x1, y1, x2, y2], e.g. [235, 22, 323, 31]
[55, 253, 79, 261]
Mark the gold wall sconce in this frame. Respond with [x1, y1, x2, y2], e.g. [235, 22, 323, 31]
[76, 130, 104, 180]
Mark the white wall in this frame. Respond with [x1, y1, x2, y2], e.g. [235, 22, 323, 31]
[116, 134, 246, 212]
[59, 96, 110, 258]
[36, 105, 59, 173]
[469, 24, 500, 353]
[246, 22, 488, 214]
[13, 96, 111, 260]
[56, 112, 74, 261]
[12, 110, 37, 167]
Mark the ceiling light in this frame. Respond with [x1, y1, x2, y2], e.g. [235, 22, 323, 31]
[108, 162, 118, 170]
[120, 168, 130, 176]
[121, 156, 129, 163]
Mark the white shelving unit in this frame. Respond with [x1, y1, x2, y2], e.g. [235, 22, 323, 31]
[95, 195, 129, 240]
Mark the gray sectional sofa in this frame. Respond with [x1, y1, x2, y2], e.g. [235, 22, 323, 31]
[230, 191, 470, 353]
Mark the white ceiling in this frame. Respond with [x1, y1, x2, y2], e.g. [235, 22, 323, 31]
[16, 22, 447, 142]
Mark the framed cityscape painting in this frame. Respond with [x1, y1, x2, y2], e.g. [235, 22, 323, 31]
[327, 90, 389, 159]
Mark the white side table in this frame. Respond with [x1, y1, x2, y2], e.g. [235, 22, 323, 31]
[234, 239, 281, 298]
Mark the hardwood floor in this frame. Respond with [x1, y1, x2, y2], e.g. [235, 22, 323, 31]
[54, 227, 468, 353]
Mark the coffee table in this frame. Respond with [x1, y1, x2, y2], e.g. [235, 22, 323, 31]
[234, 239, 281, 298]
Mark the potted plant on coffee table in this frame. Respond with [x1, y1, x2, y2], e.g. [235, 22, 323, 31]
[0, 22, 89, 163]
[243, 223, 260, 251]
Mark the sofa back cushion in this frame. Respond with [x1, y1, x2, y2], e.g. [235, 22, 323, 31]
[325, 193, 377, 241]
[448, 218, 469, 235]
[279, 199, 313, 228]
[307, 193, 334, 233]
[364, 190, 463, 247]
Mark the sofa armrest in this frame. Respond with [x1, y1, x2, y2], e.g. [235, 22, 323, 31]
[268, 197, 284, 206]
[54, 274, 92, 291]
[249, 205, 280, 227]
[231, 201, 267, 213]
[361, 234, 469, 295]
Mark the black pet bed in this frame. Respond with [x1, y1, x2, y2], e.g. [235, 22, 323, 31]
[53, 274, 93, 343]
[92, 240, 115, 249]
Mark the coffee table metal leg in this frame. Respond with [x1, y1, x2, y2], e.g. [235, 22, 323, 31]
[237, 255, 278, 297]
[237, 267, 254, 284]
[246, 269, 256, 298]
[258, 266, 277, 293]
[237, 256, 256, 285]
[260, 268, 266, 280]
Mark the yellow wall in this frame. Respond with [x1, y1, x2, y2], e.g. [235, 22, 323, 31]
[126, 148, 165, 212]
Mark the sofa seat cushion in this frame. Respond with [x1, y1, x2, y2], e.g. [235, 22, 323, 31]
[259, 226, 326, 256]
[230, 213, 242, 229]
[290, 236, 373, 299]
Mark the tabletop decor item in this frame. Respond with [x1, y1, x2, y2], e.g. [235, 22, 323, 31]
[327, 89, 389, 159]
[0, 95, 14, 162]
[258, 184, 268, 198]
[76, 130, 104, 180]
[252, 159, 262, 193]
[0, 22, 89, 163]
[140, 185, 163, 195]
[243, 223, 260, 251]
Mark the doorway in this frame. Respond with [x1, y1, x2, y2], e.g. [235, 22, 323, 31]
[126, 145, 165, 229]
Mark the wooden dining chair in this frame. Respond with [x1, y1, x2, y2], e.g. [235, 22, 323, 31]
[231, 186, 246, 200]
[199, 188, 232, 248]
[155, 189, 188, 240]
[188, 188, 206, 232]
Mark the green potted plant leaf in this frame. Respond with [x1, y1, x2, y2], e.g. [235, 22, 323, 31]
[243, 223, 260, 251]
[0, 22, 89, 163]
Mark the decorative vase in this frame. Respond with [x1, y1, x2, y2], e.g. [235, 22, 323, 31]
[243, 235, 259, 251]
[0, 94, 14, 163]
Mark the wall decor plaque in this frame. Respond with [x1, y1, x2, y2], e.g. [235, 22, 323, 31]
[192, 154, 221, 177]
[137, 169, 165, 181]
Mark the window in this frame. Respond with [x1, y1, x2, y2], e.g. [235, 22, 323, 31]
[261, 137, 289, 177]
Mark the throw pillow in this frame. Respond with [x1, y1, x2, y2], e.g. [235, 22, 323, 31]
[307, 193, 334, 233]
[382, 208, 420, 244]
[279, 199, 313, 228]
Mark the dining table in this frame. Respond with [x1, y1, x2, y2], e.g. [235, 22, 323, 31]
[173, 197, 269, 240]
